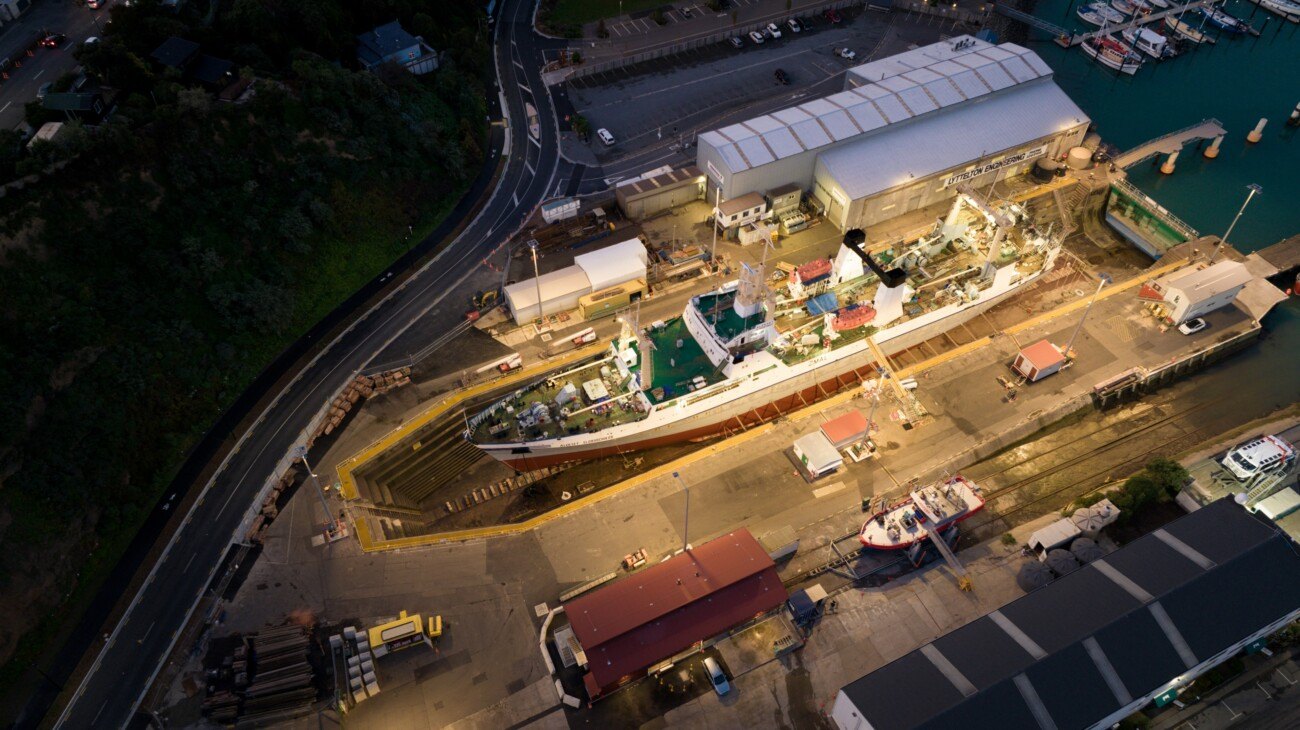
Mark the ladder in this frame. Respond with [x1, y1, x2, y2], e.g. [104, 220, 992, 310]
[1244, 471, 1286, 507]
[926, 527, 973, 592]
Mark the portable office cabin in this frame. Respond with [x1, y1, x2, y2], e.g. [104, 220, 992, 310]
[794, 431, 843, 478]
[1013, 340, 1065, 382]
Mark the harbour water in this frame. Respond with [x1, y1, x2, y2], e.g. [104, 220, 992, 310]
[1016, 0, 1300, 423]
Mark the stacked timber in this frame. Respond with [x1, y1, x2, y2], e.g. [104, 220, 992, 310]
[246, 468, 296, 544]
[313, 367, 413, 440]
[202, 620, 320, 727]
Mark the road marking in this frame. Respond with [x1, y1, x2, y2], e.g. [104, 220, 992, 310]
[528, 133, 541, 148]
[513, 59, 525, 71]
[33, 69, 44, 79]
[813, 482, 846, 499]
[182, 553, 196, 573]
[512, 192, 519, 206]
[524, 160, 535, 176]
[0, 102, 9, 113]
[143, 621, 155, 638]
[91, 701, 108, 725]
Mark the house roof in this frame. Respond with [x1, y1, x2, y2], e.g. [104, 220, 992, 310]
[151, 36, 200, 68]
[717, 192, 765, 218]
[1019, 340, 1065, 370]
[191, 54, 234, 85]
[357, 21, 420, 65]
[565, 529, 786, 690]
[821, 411, 869, 448]
[838, 499, 1300, 730]
[43, 92, 101, 112]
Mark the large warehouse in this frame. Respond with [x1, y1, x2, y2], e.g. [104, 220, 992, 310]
[696, 36, 1090, 231]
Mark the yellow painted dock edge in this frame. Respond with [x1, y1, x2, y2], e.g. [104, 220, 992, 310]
[352, 257, 1195, 551]
[337, 343, 606, 500]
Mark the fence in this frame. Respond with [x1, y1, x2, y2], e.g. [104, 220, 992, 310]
[1110, 178, 1200, 242]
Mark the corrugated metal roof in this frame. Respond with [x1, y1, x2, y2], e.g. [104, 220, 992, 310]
[817, 81, 1088, 200]
[839, 499, 1300, 730]
[564, 529, 786, 691]
[699, 37, 1061, 177]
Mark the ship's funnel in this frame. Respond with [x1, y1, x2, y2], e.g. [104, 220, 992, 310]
[843, 229, 906, 289]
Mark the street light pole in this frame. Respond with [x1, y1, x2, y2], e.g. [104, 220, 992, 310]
[1210, 184, 1262, 263]
[710, 185, 721, 275]
[674, 471, 690, 552]
[527, 239, 543, 323]
[1063, 272, 1112, 360]
[293, 445, 333, 529]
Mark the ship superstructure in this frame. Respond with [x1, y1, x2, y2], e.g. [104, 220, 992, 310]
[468, 191, 1060, 469]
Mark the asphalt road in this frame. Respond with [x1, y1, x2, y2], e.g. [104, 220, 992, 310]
[46, 0, 573, 727]
[0, 0, 114, 129]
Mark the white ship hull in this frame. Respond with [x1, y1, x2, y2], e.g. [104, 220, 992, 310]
[479, 261, 1048, 470]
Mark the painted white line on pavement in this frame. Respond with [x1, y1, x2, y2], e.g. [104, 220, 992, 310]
[0, 102, 10, 113]
[182, 553, 196, 574]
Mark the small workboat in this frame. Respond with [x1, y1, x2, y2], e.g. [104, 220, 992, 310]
[1111, 0, 1138, 15]
[1147, 0, 1169, 7]
[1130, 0, 1155, 10]
[1081, 34, 1144, 74]
[859, 476, 985, 550]
[1245, 0, 1300, 22]
[1122, 25, 1176, 58]
[1165, 14, 1217, 43]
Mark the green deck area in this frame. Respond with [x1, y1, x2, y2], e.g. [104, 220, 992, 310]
[694, 292, 766, 341]
[646, 318, 722, 401]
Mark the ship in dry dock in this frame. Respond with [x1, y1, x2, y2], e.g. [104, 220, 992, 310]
[467, 191, 1062, 469]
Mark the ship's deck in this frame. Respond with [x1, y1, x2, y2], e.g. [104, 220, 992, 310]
[644, 317, 724, 403]
[469, 356, 650, 444]
[694, 291, 766, 341]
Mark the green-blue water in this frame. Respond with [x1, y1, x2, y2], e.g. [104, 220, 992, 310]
[1016, 2, 1300, 417]
[1028, 0, 1300, 252]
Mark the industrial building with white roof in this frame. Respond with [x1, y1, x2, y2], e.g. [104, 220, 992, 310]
[696, 36, 1091, 232]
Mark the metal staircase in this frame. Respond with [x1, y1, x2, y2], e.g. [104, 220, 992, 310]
[926, 526, 973, 592]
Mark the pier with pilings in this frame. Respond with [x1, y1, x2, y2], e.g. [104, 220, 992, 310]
[1113, 118, 1228, 168]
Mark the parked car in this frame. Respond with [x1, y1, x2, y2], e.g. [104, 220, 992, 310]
[40, 34, 67, 48]
[82, 36, 100, 46]
[786, 18, 803, 32]
[596, 128, 616, 146]
[765, 22, 782, 39]
[1177, 318, 1208, 335]
[86, 0, 103, 8]
[824, 8, 843, 23]
[836, 47, 857, 60]
[36, 82, 52, 101]
[703, 657, 732, 696]
[728, 36, 744, 49]
[748, 30, 765, 44]
[774, 68, 790, 85]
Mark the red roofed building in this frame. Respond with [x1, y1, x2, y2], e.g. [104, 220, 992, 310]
[820, 410, 869, 449]
[563, 529, 787, 699]
[1012, 340, 1066, 382]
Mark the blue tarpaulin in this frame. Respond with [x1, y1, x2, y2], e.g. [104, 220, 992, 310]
[807, 293, 838, 316]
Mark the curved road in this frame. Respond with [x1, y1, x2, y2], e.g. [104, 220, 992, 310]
[51, 0, 569, 726]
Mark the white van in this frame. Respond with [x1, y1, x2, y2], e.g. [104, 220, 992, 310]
[1221, 435, 1296, 481]
[703, 656, 731, 695]
[596, 128, 615, 146]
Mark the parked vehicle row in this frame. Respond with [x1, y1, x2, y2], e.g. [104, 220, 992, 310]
[730, 9, 844, 49]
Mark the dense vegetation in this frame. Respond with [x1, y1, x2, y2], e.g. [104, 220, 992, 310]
[1071, 457, 1191, 521]
[0, 0, 489, 682]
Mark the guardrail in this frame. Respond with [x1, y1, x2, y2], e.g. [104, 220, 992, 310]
[1110, 178, 1200, 242]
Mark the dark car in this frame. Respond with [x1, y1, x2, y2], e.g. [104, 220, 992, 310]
[824, 8, 843, 23]
[40, 33, 67, 48]
[728, 36, 744, 49]
[774, 68, 790, 85]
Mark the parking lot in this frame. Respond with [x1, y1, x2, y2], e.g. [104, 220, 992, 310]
[570, 9, 893, 165]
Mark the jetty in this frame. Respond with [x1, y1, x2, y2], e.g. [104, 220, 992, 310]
[992, 0, 1218, 47]
[1112, 118, 1227, 168]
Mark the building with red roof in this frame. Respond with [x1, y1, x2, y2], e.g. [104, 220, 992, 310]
[1012, 340, 1065, 382]
[563, 528, 787, 698]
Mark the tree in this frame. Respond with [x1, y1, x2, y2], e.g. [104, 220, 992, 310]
[1144, 457, 1189, 498]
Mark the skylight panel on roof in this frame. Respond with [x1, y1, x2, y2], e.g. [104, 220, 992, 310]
[736, 136, 775, 166]
[871, 93, 911, 123]
[770, 107, 812, 125]
[877, 75, 918, 93]
[999, 56, 1037, 83]
[789, 118, 831, 149]
[902, 67, 942, 85]
[949, 69, 991, 98]
[925, 78, 965, 107]
[744, 115, 784, 134]
[820, 110, 860, 140]
[897, 86, 938, 115]
[762, 127, 804, 158]
[975, 63, 1015, 91]
[845, 101, 887, 132]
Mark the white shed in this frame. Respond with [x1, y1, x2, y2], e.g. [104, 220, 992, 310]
[574, 238, 648, 291]
[1143, 260, 1252, 325]
[504, 265, 592, 323]
[794, 431, 843, 478]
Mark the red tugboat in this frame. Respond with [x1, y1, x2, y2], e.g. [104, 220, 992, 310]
[859, 476, 985, 549]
